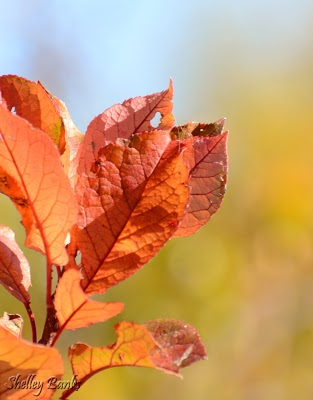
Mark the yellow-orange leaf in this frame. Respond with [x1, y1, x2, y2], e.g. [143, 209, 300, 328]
[74, 130, 189, 294]
[0, 105, 78, 265]
[67, 320, 206, 395]
[68, 322, 156, 383]
[0, 326, 64, 399]
[0, 225, 30, 303]
[54, 268, 123, 330]
[79, 80, 174, 174]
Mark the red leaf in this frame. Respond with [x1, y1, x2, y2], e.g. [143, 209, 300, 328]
[79, 80, 174, 174]
[54, 268, 123, 331]
[0, 326, 64, 399]
[145, 319, 207, 373]
[0, 105, 78, 265]
[74, 130, 190, 294]
[172, 120, 228, 236]
[68, 320, 206, 385]
[0, 225, 30, 303]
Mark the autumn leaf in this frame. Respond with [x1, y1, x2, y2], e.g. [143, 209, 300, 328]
[79, 80, 174, 174]
[0, 75, 84, 187]
[0, 225, 30, 303]
[0, 312, 23, 338]
[74, 130, 190, 294]
[54, 268, 123, 332]
[0, 325, 64, 399]
[145, 319, 207, 373]
[67, 320, 206, 393]
[0, 75, 66, 153]
[172, 120, 228, 236]
[0, 104, 78, 265]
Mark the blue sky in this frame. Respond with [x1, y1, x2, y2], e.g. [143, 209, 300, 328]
[1, 0, 312, 130]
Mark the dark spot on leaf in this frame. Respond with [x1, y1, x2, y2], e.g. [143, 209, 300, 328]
[12, 197, 29, 207]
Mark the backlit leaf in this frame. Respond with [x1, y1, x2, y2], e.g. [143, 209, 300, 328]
[172, 120, 228, 236]
[0, 225, 30, 303]
[79, 80, 174, 174]
[68, 320, 206, 384]
[0, 326, 64, 399]
[54, 268, 123, 330]
[0, 105, 78, 265]
[74, 130, 189, 294]
[0, 75, 84, 188]
[0, 75, 66, 153]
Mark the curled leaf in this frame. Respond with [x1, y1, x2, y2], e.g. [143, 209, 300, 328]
[0, 105, 78, 265]
[0, 312, 23, 338]
[0, 326, 64, 399]
[0, 225, 30, 303]
[68, 320, 206, 384]
[79, 80, 174, 173]
[74, 130, 189, 294]
[55, 268, 123, 330]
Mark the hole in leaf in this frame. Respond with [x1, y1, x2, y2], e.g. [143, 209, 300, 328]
[75, 251, 82, 265]
[11, 106, 16, 114]
[150, 112, 161, 128]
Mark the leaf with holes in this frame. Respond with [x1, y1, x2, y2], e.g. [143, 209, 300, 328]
[79, 80, 174, 174]
[0, 75, 229, 399]
[67, 319, 206, 395]
[171, 120, 228, 236]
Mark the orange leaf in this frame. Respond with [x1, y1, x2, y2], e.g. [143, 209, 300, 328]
[0, 105, 78, 265]
[54, 268, 123, 331]
[0, 75, 66, 153]
[79, 80, 174, 174]
[172, 120, 228, 236]
[0, 75, 84, 188]
[68, 320, 206, 386]
[74, 130, 189, 294]
[0, 326, 64, 399]
[0, 225, 30, 303]
[0, 312, 23, 338]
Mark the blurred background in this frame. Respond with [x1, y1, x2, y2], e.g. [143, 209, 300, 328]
[1, 0, 313, 399]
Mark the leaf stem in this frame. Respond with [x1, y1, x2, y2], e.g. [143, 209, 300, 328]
[56, 265, 62, 280]
[24, 302, 37, 343]
[60, 376, 88, 399]
[46, 259, 53, 308]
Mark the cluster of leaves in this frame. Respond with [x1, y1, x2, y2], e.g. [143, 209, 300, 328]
[0, 75, 228, 399]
